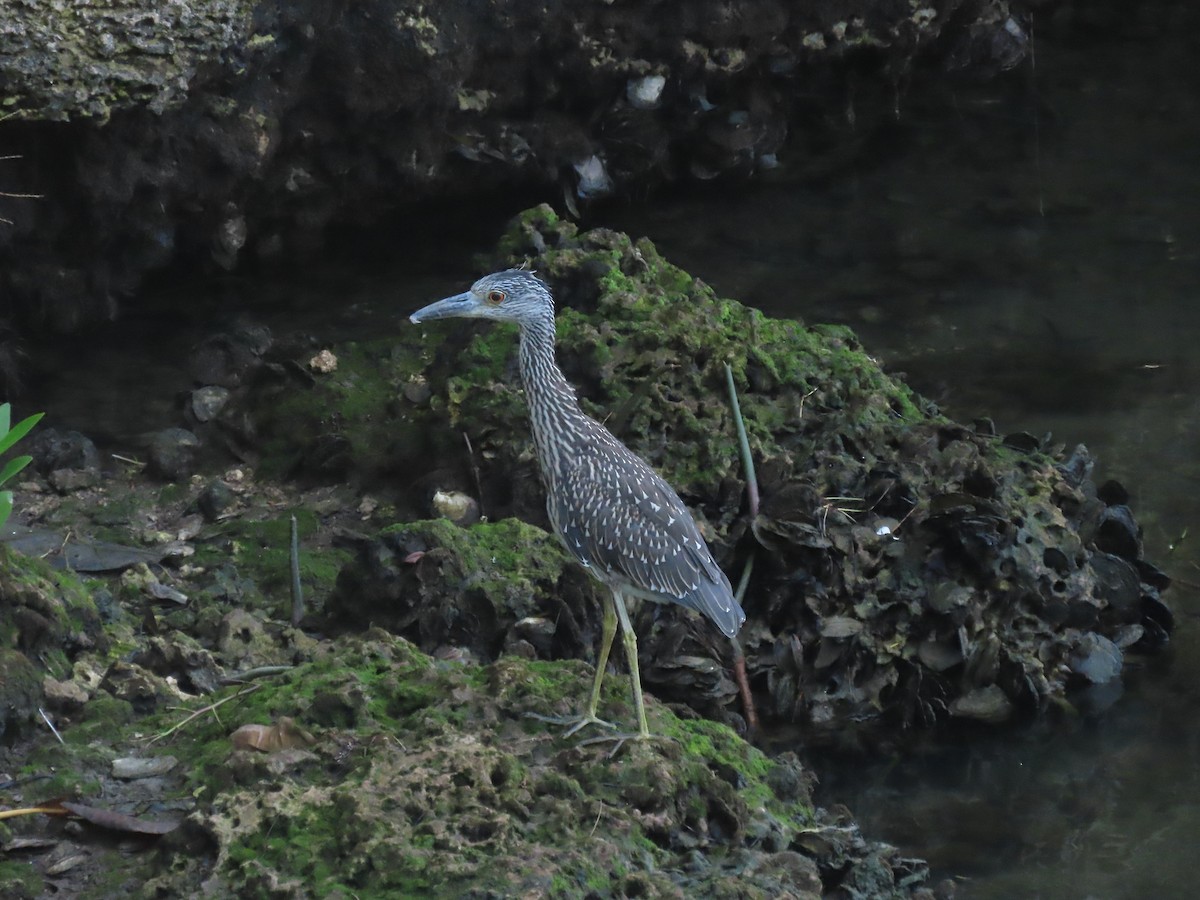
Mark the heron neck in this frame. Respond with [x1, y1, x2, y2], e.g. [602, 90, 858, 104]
[518, 318, 590, 479]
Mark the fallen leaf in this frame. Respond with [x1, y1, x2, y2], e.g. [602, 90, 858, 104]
[230, 716, 315, 753]
[60, 801, 181, 835]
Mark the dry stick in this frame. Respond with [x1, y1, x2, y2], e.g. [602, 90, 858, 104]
[38, 708, 65, 745]
[219, 665, 294, 685]
[730, 555, 759, 733]
[289, 514, 303, 627]
[0, 806, 68, 822]
[148, 684, 260, 745]
[463, 432, 485, 520]
[723, 362, 760, 733]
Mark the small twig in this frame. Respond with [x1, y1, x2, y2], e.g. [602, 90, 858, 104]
[148, 684, 260, 744]
[797, 386, 818, 420]
[110, 453, 146, 468]
[219, 665, 294, 685]
[0, 806, 68, 821]
[289, 515, 303, 627]
[38, 708, 65, 745]
[729, 554, 759, 734]
[723, 363, 759, 519]
[589, 802, 604, 837]
[463, 432, 486, 520]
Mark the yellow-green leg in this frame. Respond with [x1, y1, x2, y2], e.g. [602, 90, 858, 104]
[562, 593, 619, 736]
[527, 591, 618, 736]
[610, 587, 650, 738]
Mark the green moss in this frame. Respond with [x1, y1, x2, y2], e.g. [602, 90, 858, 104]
[121, 631, 817, 896]
[0, 859, 43, 898]
[448, 205, 942, 503]
[374, 518, 576, 624]
[0, 547, 104, 651]
[190, 509, 351, 616]
[251, 339, 442, 482]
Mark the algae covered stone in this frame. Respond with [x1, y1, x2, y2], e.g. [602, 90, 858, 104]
[141, 632, 922, 897]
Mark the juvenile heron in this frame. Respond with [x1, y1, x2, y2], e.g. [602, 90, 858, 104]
[410, 269, 745, 742]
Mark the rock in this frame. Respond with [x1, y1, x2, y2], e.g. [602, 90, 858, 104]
[48, 467, 101, 492]
[30, 427, 101, 473]
[573, 154, 613, 199]
[402, 375, 432, 404]
[949, 685, 1014, 724]
[190, 386, 231, 422]
[0, 649, 43, 741]
[0, 0, 1031, 338]
[134, 635, 223, 695]
[31, 428, 102, 492]
[99, 661, 174, 713]
[1095, 505, 1141, 561]
[329, 518, 596, 665]
[626, 74, 666, 109]
[431, 489, 480, 525]
[112, 755, 178, 779]
[1069, 632, 1123, 684]
[42, 675, 89, 710]
[218, 609, 285, 670]
[187, 325, 272, 388]
[308, 349, 337, 373]
[0, 545, 106, 653]
[197, 479, 237, 520]
[148, 427, 201, 480]
[141, 632, 928, 897]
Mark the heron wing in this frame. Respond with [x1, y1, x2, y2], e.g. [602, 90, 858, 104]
[551, 440, 744, 637]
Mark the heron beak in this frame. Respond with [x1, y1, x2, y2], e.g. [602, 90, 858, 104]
[409, 290, 477, 324]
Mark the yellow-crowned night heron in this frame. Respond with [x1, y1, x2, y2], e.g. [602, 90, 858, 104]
[410, 269, 745, 742]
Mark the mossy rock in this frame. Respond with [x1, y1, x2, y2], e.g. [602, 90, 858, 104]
[0, 648, 42, 742]
[0, 545, 107, 656]
[134, 631, 924, 897]
[0, 545, 110, 738]
[235, 207, 1171, 733]
[329, 517, 599, 663]
[186, 508, 353, 622]
[241, 335, 455, 487]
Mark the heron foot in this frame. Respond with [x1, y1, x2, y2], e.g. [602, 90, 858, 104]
[525, 711, 617, 738]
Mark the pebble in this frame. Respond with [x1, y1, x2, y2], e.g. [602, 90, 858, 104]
[112, 755, 178, 780]
[190, 386, 231, 422]
[147, 428, 201, 481]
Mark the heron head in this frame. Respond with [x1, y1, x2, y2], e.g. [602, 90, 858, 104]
[410, 269, 554, 329]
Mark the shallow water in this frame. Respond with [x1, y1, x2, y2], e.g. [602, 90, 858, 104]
[23, 3, 1200, 896]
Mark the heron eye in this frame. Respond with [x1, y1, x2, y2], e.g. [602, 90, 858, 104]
[487, 290, 505, 304]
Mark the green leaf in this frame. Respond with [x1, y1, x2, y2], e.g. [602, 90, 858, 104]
[0, 491, 11, 529]
[0, 411, 43, 457]
[0, 454, 32, 488]
[0, 402, 9, 435]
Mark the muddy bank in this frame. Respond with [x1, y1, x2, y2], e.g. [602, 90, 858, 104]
[0, 0, 1038, 346]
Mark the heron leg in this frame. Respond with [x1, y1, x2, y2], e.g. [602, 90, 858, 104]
[527, 591, 617, 736]
[577, 588, 654, 755]
[582, 591, 619, 722]
[612, 588, 650, 738]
